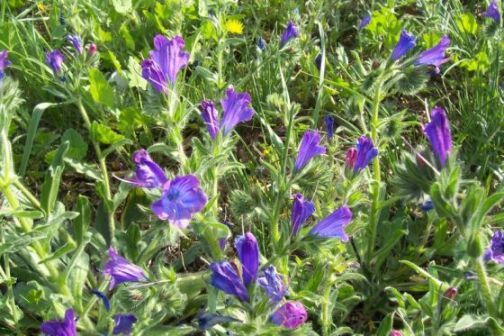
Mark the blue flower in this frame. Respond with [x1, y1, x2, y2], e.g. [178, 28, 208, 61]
[257, 37, 266, 50]
[415, 35, 450, 74]
[199, 100, 220, 140]
[358, 14, 371, 30]
[280, 21, 299, 47]
[235, 233, 259, 287]
[310, 206, 353, 241]
[295, 130, 326, 171]
[257, 266, 288, 304]
[45, 50, 65, 74]
[270, 301, 308, 329]
[220, 86, 255, 136]
[324, 115, 335, 139]
[210, 261, 249, 302]
[0, 50, 11, 81]
[346, 136, 378, 173]
[91, 289, 110, 311]
[40, 309, 77, 336]
[291, 193, 315, 236]
[391, 30, 416, 61]
[128, 149, 167, 189]
[113, 314, 137, 335]
[151, 175, 207, 229]
[484, 0, 501, 23]
[104, 248, 146, 290]
[423, 106, 452, 167]
[67, 35, 83, 54]
[483, 230, 504, 264]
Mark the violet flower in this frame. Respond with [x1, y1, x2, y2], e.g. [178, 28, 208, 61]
[257, 265, 288, 304]
[291, 193, 315, 236]
[484, 0, 501, 23]
[0, 50, 11, 81]
[346, 136, 378, 173]
[141, 35, 189, 93]
[235, 232, 259, 286]
[295, 130, 326, 171]
[91, 289, 110, 311]
[88, 43, 97, 56]
[271, 301, 308, 329]
[309, 206, 353, 241]
[415, 35, 450, 74]
[483, 230, 504, 264]
[220, 86, 255, 135]
[324, 115, 335, 139]
[390, 331, 403, 336]
[45, 50, 65, 74]
[280, 21, 299, 47]
[391, 30, 416, 61]
[358, 14, 371, 30]
[67, 35, 83, 54]
[128, 149, 167, 189]
[210, 261, 249, 302]
[200, 100, 220, 139]
[40, 309, 77, 336]
[423, 106, 452, 167]
[113, 314, 137, 335]
[104, 248, 146, 290]
[151, 175, 207, 229]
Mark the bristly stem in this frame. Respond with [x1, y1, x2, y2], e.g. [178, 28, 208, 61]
[366, 78, 383, 265]
[473, 257, 498, 318]
[77, 99, 115, 244]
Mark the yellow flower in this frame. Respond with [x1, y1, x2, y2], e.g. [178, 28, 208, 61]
[225, 19, 244, 35]
[37, 2, 48, 13]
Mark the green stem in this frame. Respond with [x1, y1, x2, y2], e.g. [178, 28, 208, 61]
[366, 80, 383, 264]
[473, 257, 498, 318]
[321, 284, 332, 336]
[13, 179, 42, 211]
[77, 100, 115, 243]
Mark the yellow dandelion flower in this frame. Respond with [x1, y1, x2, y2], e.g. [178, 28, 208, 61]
[37, 2, 48, 13]
[225, 19, 244, 35]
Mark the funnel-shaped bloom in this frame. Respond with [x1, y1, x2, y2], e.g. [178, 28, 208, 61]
[415, 35, 450, 74]
[88, 43, 97, 56]
[391, 30, 416, 61]
[258, 266, 287, 304]
[67, 35, 83, 54]
[280, 21, 299, 47]
[423, 106, 452, 167]
[40, 309, 77, 336]
[291, 193, 315, 235]
[295, 130, 326, 171]
[484, 0, 501, 23]
[324, 115, 335, 139]
[45, 50, 65, 74]
[200, 100, 220, 139]
[210, 261, 249, 301]
[358, 14, 371, 30]
[310, 206, 353, 241]
[484, 230, 504, 264]
[151, 175, 207, 229]
[0, 50, 11, 81]
[346, 136, 378, 173]
[128, 149, 167, 189]
[271, 301, 308, 329]
[104, 248, 146, 290]
[113, 314, 137, 335]
[141, 35, 189, 93]
[235, 233, 259, 286]
[220, 86, 255, 135]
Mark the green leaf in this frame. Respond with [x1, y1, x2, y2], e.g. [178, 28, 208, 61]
[91, 121, 124, 145]
[89, 68, 114, 107]
[112, 0, 132, 14]
[39, 241, 76, 264]
[64, 158, 103, 181]
[40, 142, 69, 214]
[456, 13, 478, 35]
[73, 195, 91, 245]
[61, 128, 88, 161]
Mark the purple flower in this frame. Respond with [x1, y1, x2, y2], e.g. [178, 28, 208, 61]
[415, 35, 450, 74]
[151, 175, 207, 229]
[421, 200, 434, 212]
[45, 50, 65, 74]
[291, 193, 315, 236]
[235, 232, 259, 286]
[483, 230, 504, 264]
[67, 35, 83, 54]
[88, 43, 97, 56]
[200, 100, 220, 139]
[423, 106, 452, 167]
[315, 54, 323, 70]
[40, 309, 77, 336]
[141, 35, 189, 93]
[128, 149, 167, 189]
[257, 37, 266, 50]
[271, 301, 308, 329]
[220, 86, 255, 135]
[443, 287, 458, 300]
[113, 314, 137, 335]
[295, 130, 326, 171]
[358, 14, 371, 30]
[324, 115, 335, 139]
[309, 206, 353, 241]
[0, 50, 11, 81]
[390, 331, 403, 336]
[484, 0, 501, 23]
[210, 261, 249, 301]
[257, 266, 288, 304]
[391, 30, 416, 61]
[91, 289, 110, 311]
[104, 248, 146, 290]
[280, 21, 299, 47]
[346, 136, 378, 173]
